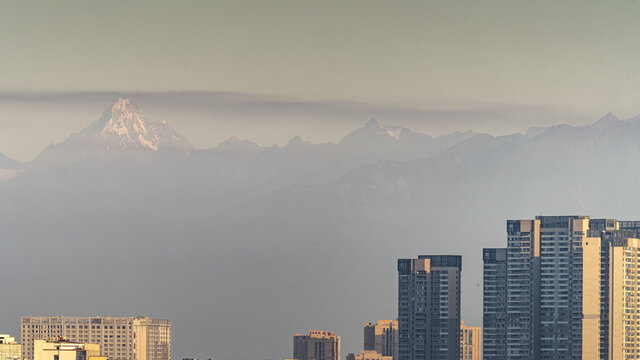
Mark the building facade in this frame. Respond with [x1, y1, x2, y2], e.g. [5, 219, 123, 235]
[33, 339, 102, 360]
[398, 255, 462, 360]
[459, 322, 481, 360]
[353, 350, 393, 360]
[0, 335, 21, 360]
[481, 248, 506, 360]
[21, 316, 170, 360]
[483, 216, 640, 360]
[293, 331, 340, 360]
[364, 320, 398, 360]
[605, 233, 640, 359]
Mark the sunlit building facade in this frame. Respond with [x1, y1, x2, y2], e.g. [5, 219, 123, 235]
[364, 320, 398, 360]
[353, 350, 392, 360]
[0, 335, 21, 360]
[33, 339, 101, 360]
[293, 331, 340, 360]
[21, 316, 170, 360]
[459, 322, 480, 360]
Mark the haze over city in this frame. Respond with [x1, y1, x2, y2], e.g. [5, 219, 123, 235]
[2, 1, 640, 360]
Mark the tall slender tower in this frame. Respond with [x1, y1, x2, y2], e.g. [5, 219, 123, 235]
[397, 255, 462, 360]
[482, 248, 506, 360]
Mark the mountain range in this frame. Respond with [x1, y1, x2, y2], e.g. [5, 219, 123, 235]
[2, 99, 640, 360]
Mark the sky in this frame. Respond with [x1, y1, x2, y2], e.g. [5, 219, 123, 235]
[3, 0, 640, 161]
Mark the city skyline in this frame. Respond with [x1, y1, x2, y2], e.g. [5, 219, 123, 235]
[3, 1, 640, 359]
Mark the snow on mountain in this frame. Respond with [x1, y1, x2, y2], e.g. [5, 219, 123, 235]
[28, 98, 192, 168]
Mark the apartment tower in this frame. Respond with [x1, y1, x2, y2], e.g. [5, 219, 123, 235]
[21, 316, 170, 360]
[364, 320, 398, 360]
[481, 248, 506, 360]
[397, 255, 462, 360]
[483, 216, 640, 360]
[292, 331, 340, 360]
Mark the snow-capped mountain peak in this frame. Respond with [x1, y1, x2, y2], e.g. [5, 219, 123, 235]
[98, 98, 163, 151]
[28, 98, 193, 168]
[362, 118, 403, 139]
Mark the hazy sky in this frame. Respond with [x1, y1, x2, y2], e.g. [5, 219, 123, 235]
[2, 0, 640, 160]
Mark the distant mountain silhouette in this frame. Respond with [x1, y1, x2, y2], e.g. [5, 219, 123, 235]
[3, 102, 640, 360]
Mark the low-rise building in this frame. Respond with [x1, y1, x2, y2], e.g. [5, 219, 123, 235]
[33, 339, 103, 360]
[0, 334, 21, 360]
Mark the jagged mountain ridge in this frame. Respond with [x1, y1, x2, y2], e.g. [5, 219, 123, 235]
[28, 98, 192, 168]
[7, 99, 640, 359]
[198, 112, 640, 359]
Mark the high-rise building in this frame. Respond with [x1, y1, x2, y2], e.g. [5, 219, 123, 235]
[292, 331, 340, 360]
[33, 339, 102, 360]
[0, 334, 21, 360]
[603, 231, 640, 359]
[364, 320, 398, 360]
[459, 322, 481, 360]
[21, 316, 171, 360]
[132, 317, 171, 360]
[481, 248, 506, 360]
[397, 255, 462, 360]
[352, 350, 393, 360]
[483, 215, 640, 360]
[502, 216, 601, 359]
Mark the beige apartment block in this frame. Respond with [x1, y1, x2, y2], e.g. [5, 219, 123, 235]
[293, 330, 340, 360]
[33, 339, 102, 360]
[0, 334, 21, 360]
[459, 322, 481, 360]
[21, 316, 170, 360]
[608, 236, 640, 359]
[363, 320, 398, 360]
[352, 350, 392, 360]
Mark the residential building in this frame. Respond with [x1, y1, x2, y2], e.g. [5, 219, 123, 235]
[21, 316, 170, 360]
[33, 339, 102, 360]
[483, 215, 640, 360]
[603, 231, 640, 359]
[459, 322, 480, 360]
[397, 255, 462, 360]
[0, 335, 21, 360]
[364, 320, 398, 360]
[132, 317, 171, 360]
[481, 248, 506, 360]
[292, 331, 340, 360]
